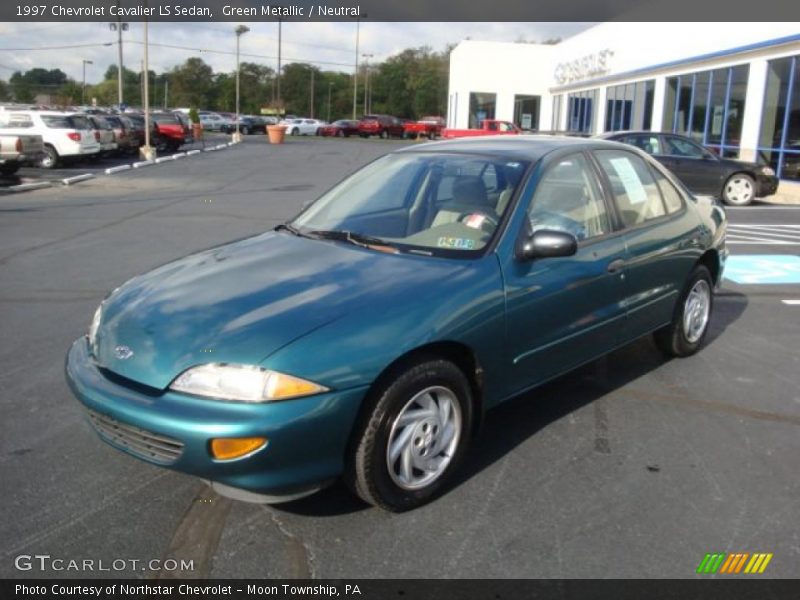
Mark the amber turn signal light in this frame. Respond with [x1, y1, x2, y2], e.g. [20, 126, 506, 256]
[210, 437, 268, 460]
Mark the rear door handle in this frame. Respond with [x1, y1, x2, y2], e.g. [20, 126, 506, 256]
[607, 258, 626, 274]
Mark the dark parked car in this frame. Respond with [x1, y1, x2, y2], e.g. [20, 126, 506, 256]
[358, 114, 405, 139]
[319, 119, 360, 137]
[66, 136, 726, 511]
[602, 131, 778, 206]
[122, 114, 147, 150]
[236, 116, 268, 135]
[103, 115, 139, 155]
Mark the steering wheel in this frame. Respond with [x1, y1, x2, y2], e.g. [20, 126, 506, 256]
[457, 210, 499, 231]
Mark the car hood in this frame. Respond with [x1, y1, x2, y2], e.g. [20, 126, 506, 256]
[93, 231, 468, 390]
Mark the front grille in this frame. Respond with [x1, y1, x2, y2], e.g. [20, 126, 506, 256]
[87, 409, 184, 465]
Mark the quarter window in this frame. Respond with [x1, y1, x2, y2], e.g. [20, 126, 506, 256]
[527, 153, 610, 241]
[650, 167, 685, 214]
[594, 150, 667, 227]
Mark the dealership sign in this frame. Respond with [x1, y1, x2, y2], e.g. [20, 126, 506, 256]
[554, 49, 614, 84]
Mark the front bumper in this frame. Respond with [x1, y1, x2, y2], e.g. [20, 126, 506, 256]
[755, 173, 780, 198]
[65, 337, 367, 498]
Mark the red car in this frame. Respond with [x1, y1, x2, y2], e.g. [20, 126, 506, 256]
[151, 112, 189, 153]
[358, 114, 405, 139]
[403, 116, 446, 139]
[319, 119, 361, 137]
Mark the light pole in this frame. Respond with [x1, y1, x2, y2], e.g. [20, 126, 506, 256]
[81, 60, 93, 106]
[140, 3, 154, 161]
[327, 81, 333, 122]
[276, 18, 283, 112]
[234, 24, 250, 142]
[351, 17, 360, 119]
[309, 68, 315, 118]
[362, 53, 373, 115]
[109, 14, 128, 108]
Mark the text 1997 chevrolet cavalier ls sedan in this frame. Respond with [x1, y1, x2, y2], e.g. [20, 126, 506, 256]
[66, 136, 727, 511]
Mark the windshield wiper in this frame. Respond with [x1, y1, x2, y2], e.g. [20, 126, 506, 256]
[274, 223, 306, 237]
[308, 229, 397, 250]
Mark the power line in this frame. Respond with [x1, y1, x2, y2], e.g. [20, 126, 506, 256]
[0, 42, 114, 51]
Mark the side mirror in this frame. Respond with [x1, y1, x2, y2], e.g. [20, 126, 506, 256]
[517, 229, 578, 261]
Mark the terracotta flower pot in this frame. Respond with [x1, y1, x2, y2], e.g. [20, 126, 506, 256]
[191, 123, 203, 140]
[267, 125, 287, 145]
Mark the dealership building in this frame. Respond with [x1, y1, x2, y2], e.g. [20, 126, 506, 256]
[447, 22, 800, 194]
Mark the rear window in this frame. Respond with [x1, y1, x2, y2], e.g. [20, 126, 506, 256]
[152, 114, 179, 125]
[69, 116, 91, 130]
[42, 115, 73, 129]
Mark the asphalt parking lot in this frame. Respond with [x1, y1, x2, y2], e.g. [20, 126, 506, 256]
[0, 136, 798, 579]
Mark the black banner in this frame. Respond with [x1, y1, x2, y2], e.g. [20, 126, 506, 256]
[1, 0, 799, 22]
[4, 579, 800, 600]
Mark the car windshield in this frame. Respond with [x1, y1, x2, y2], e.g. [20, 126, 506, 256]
[291, 153, 529, 257]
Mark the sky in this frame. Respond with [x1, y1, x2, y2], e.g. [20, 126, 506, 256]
[0, 22, 595, 82]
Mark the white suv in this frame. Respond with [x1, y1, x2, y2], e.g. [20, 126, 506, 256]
[6, 110, 101, 168]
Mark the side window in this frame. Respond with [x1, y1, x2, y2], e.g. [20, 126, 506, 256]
[528, 153, 611, 241]
[594, 150, 667, 227]
[621, 135, 661, 155]
[663, 136, 704, 158]
[650, 167, 684, 214]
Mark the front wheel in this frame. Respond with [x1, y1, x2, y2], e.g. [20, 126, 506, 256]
[380, 130, 388, 139]
[722, 173, 755, 206]
[654, 265, 713, 357]
[347, 358, 473, 512]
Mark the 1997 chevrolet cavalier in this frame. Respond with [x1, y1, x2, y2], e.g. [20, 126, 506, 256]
[66, 136, 727, 511]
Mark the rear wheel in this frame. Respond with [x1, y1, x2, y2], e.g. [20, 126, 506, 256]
[380, 130, 389, 139]
[722, 173, 755, 206]
[241, 126, 250, 135]
[291, 127, 299, 136]
[347, 358, 473, 512]
[39, 145, 59, 169]
[654, 265, 713, 357]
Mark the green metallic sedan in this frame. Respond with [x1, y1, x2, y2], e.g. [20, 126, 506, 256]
[66, 136, 727, 511]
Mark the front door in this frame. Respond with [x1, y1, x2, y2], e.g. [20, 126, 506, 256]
[500, 151, 628, 396]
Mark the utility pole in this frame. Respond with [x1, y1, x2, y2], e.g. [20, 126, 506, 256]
[362, 54, 373, 115]
[309, 68, 315, 118]
[276, 18, 282, 111]
[141, 4, 154, 161]
[234, 25, 250, 141]
[352, 17, 360, 119]
[81, 60, 93, 105]
[109, 13, 128, 107]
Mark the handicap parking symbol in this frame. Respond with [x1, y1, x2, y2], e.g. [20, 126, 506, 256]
[724, 254, 800, 284]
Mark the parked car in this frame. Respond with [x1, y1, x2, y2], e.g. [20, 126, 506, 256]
[7, 110, 100, 168]
[66, 136, 727, 512]
[121, 114, 147, 150]
[319, 119, 360, 137]
[601, 131, 779, 206]
[198, 112, 227, 132]
[358, 114, 405, 138]
[404, 116, 446, 140]
[280, 118, 327, 136]
[86, 115, 118, 157]
[102, 115, 139, 155]
[0, 112, 44, 176]
[151, 112, 188, 152]
[441, 120, 522, 139]
[236, 116, 269, 135]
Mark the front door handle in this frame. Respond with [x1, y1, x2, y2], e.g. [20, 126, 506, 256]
[607, 258, 626, 274]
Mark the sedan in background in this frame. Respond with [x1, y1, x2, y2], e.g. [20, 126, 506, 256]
[319, 120, 361, 137]
[602, 131, 779, 206]
[236, 116, 269, 135]
[66, 136, 726, 512]
[281, 118, 327, 136]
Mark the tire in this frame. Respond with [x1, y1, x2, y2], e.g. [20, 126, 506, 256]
[316, 128, 321, 136]
[653, 265, 714, 357]
[39, 145, 59, 169]
[241, 126, 249, 135]
[360, 133, 368, 138]
[380, 130, 388, 139]
[0, 163, 20, 177]
[337, 130, 344, 137]
[721, 173, 755, 206]
[347, 358, 473, 512]
[291, 127, 299, 136]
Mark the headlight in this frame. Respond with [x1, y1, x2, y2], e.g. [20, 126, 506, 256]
[88, 304, 103, 349]
[169, 363, 328, 402]
[761, 166, 776, 176]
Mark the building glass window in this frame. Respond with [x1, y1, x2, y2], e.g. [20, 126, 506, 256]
[513, 95, 540, 130]
[663, 64, 750, 158]
[468, 92, 496, 129]
[567, 89, 597, 133]
[758, 55, 800, 181]
[605, 80, 655, 132]
[551, 94, 563, 130]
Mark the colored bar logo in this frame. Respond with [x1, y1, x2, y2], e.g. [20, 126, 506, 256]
[696, 552, 773, 574]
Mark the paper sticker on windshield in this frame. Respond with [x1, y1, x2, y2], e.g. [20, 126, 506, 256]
[438, 237, 476, 250]
[609, 157, 648, 204]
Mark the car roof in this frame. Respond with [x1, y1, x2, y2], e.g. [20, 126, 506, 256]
[397, 134, 633, 161]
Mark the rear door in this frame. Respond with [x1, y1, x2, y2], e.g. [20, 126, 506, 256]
[500, 151, 628, 394]
[592, 148, 702, 340]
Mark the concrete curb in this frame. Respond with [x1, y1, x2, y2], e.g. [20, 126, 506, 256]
[154, 156, 176, 164]
[5, 181, 53, 192]
[62, 173, 95, 185]
[105, 164, 132, 175]
[132, 160, 155, 168]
